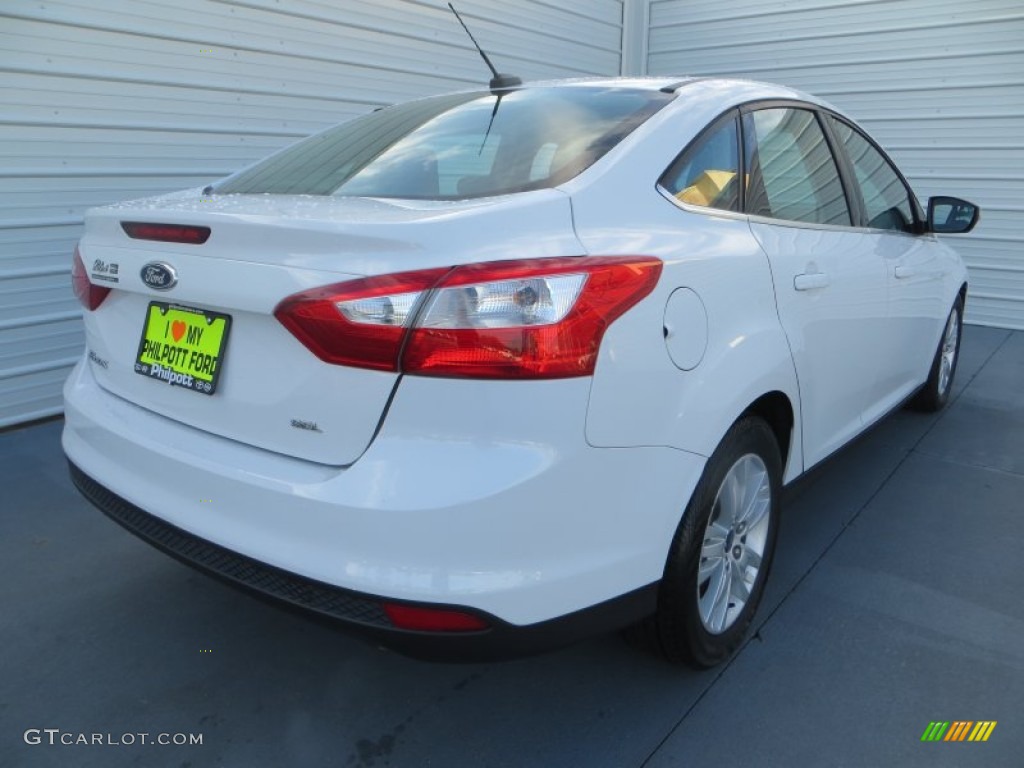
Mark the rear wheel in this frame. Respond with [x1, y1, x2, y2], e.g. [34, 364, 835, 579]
[632, 417, 781, 667]
[912, 297, 963, 412]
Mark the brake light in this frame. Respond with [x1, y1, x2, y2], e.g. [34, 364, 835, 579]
[382, 602, 489, 632]
[274, 257, 662, 378]
[71, 246, 111, 311]
[121, 221, 211, 244]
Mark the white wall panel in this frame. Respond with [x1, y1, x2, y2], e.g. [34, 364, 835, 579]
[0, 0, 624, 427]
[648, 0, 1024, 329]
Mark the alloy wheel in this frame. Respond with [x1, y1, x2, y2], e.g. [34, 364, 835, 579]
[697, 454, 772, 634]
[938, 308, 960, 396]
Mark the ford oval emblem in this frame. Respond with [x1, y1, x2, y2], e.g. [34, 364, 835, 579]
[140, 262, 177, 290]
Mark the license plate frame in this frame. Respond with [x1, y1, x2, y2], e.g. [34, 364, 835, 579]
[134, 302, 232, 395]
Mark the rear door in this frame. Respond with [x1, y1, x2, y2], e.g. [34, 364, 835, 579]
[743, 106, 889, 468]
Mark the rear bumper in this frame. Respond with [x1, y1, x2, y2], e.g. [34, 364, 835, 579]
[69, 459, 656, 661]
[63, 357, 705, 654]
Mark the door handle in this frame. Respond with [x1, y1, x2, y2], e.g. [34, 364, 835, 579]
[894, 265, 916, 279]
[793, 272, 830, 291]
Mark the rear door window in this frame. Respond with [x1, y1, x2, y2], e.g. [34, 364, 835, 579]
[743, 108, 851, 226]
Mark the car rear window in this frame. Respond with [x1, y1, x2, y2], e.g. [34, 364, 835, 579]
[215, 87, 673, 199]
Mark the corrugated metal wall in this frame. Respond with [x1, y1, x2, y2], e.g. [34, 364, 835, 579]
[647, 0, 1024, 330]
[0, 0, 625, 428]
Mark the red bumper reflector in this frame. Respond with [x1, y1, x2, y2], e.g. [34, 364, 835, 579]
[382, 603, 490, 632]
[121, 222, 211, 244]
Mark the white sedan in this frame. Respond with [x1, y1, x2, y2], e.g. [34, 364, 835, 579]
[64, 77, 977, 665]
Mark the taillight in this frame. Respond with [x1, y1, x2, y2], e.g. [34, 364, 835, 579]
[274, 257, 662, 379]
[382, 602, 489, 632]
[121, 221, 211, 244]
[274, 268, 447, 371]
[406, 257, 661, 378]
[71, 246, 111, 311]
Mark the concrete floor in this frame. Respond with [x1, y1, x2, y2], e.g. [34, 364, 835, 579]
[2, 326, 1021, 768]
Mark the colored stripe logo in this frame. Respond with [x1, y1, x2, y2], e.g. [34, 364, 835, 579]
[921, 721, 997, 742]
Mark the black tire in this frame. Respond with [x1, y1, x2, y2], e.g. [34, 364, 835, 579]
[629, 416, 782, 667]
[911, 297, 963, 413]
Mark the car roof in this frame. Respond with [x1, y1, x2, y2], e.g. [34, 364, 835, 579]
[512, 75, 694, 90]
[504, 75, 844, 117]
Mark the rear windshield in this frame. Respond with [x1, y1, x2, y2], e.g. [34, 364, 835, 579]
[215, 86, 673, 199]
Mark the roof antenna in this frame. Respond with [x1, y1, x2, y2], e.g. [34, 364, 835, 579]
[447, 3, 521, 92]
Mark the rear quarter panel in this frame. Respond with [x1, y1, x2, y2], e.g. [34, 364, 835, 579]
[573, 188, 803, 482]
[561, 80, 818, 481]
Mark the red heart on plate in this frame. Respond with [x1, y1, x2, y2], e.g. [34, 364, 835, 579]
[171, 320, 186, 342]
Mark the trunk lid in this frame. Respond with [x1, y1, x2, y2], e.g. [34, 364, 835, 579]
[79, 189, 582, 465]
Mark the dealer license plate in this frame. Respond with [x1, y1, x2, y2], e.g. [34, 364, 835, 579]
[134, 302, 231, 395]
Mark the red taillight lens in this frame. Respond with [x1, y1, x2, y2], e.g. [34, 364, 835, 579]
[274, 268, 448, 371]
[121, 221, 211, 244]
[274, 256, 662, 379]
[71, 246, 111, 311]
[406, 257, 662, 378]
[382, 603, 489, 632]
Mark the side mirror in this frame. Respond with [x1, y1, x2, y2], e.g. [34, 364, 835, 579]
[927, 196, 980, 234]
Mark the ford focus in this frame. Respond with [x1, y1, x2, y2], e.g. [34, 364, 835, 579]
[64, 77, 978, 665]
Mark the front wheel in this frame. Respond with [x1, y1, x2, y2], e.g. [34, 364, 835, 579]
[912, 297, 963, 412]
[633, 416, 782, 667]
